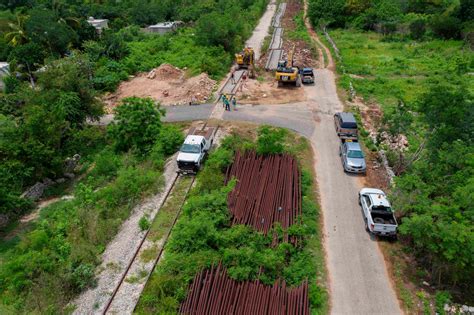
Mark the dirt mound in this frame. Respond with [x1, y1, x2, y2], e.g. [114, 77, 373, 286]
[104, 64, 216, 113]
[236, 72, 306, 105]
[154, 63, 182, 80]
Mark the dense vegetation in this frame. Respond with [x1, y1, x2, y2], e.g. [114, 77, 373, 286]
[308, 0, 473, 305]
[308, 0, 473, 43]
[0, 0, 269, 227]
[136, 127, 327, 314]
[0, 97, 185, 313]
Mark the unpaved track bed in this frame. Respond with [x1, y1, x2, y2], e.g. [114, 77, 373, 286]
[71, 157, 179, 314]
[105, 176, 194, 314]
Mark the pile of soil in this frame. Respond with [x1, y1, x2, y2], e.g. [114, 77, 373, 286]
[236, 72, 306, 105]
[103, 64, 216, 113]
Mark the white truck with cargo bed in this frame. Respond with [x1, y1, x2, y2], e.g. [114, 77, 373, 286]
[176, 126, 216, 173]
[359, 188, 398, 238]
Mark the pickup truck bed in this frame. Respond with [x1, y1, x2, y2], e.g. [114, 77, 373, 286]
[359, 188, 398, 238]
[186, 126, 216, 141]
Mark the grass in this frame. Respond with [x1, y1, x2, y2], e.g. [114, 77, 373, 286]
[328, 29, 474, 113]
[147, 176, 193, 243]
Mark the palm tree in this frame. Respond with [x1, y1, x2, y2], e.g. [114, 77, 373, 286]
[52, 0, 80, 29]
[4, 14, 29, 46]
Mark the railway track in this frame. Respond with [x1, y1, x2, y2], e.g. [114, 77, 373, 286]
[102, 123, 218, 314]
[102, 174, 195, 314]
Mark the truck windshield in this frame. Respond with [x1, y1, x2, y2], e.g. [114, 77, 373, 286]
[180, 144, 200, 153]
[347, 150, 364, 158]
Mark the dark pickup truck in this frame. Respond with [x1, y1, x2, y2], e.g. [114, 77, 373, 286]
[334, 112, 358, 141]
[300, 68, 314, 84]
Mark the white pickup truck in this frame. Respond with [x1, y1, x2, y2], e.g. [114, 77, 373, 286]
[359, 188, 398, 238]
[176, 126, 216, 174]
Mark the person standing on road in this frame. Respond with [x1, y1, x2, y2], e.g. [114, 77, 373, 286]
[232, 97, 237, 111]
[224, 97, 230, 111]
[220, 94, 227, 108]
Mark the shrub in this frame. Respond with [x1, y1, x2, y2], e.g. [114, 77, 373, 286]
[139, 216, 151, 231]
[108, 97, 164, 155]
[156, 125, 184, 156]
[70, 263, 96, 292]
[410, 19, 426, 40]
[3, 75, 21, 94]
[430, 15, 462, 39]
[256, 125, 288, 155]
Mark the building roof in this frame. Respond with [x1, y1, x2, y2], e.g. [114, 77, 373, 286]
[149, 22, 174, 28]
[148, 21, 179, 29]
[0, 62, 9, 75]
[87, 17, 108, 28]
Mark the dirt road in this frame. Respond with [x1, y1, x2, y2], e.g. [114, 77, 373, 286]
[245, 0, 277, 60]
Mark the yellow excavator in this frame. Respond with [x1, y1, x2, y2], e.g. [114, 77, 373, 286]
[235, 47, 255, 78]
[275, 46, 301, 87]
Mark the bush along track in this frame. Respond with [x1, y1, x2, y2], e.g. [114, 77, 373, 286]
[0, 98, 184, 314]
[135, 126, 328, 314]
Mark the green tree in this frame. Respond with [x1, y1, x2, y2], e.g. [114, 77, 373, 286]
[4, 14, 29, 47]
[430, 14, 462, 39]
[25, 8, 77, 57]
[37, 54, 103, 125]
[195, 12, 241, 52]
[108, 97, 164, 154]
[420, 78, 473, 146]
[8, 42, 45, 86]
[101, 31, 130, 60]
[308, 0, 346, 27]
[256, 126, 287, 155]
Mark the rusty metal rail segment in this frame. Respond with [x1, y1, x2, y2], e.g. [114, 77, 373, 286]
[224, 151, 301, 244]
[101, 173, 180, 314]
[180, 264, 309, 315]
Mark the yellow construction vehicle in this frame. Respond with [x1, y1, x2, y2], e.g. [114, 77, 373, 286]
[275, 46, 301, 87]
[235, 47, 255, 78]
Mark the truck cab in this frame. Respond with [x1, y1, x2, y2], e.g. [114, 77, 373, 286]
[334, 112, 358, 141]
[177, 127, 215, 174]
[300, 67, 314, 84]
[359, 188, 398, 238]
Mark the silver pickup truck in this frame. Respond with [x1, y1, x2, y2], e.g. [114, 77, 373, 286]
[359, 188, 398, 238]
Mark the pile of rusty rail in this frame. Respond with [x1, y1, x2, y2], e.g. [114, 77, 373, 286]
[225, 151, 301, 242]
[180, 264, 309, 315]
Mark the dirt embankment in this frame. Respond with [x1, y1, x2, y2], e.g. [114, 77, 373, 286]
[281, 0, 318, 69]
[104, 64, 216, 113]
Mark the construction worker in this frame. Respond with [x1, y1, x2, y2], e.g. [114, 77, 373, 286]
[232, 97, 237, 111]
[231, 71, 236, 84]
[220, 94, 227, 108]
[224, 97, 230, 111]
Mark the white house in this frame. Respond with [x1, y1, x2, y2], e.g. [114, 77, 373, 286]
[87, 17, 109, 33]
[146, 21, 183, 35]
[0, 62, 10, 91]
